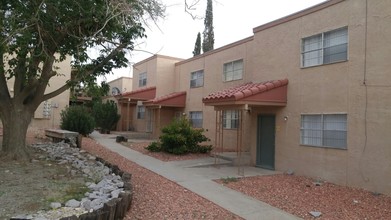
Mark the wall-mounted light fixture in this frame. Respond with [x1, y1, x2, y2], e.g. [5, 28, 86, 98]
[244, 104, 252, 114]
[284, 116, 288, 121]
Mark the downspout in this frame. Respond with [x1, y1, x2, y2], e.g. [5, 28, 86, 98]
[359, 0, 370, 183]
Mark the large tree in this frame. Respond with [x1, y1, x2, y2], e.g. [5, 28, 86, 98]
[192, 32, 201, 56]
[0, 0, 164, 160]
[202, 0, 214, 53]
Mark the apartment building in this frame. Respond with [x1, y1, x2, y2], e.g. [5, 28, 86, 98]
[116, 55, 184, 134]
[115, 0, 391, 195]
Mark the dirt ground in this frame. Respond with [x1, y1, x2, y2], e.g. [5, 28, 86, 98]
[0, 137, 87, 220]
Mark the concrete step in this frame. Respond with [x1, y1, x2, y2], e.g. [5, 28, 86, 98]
[212, 152, 251, 166]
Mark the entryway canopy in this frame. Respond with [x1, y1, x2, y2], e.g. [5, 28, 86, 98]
[202, 79, 288, 107]
[116, 86, 156, 103]
[144, 91, 186, 108]
[202, 79, 288, 175]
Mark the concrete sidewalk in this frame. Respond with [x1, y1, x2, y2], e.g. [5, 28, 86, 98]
[90, 132, 301, 220]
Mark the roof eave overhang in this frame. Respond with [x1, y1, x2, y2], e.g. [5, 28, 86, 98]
[115, 87, 156, 101]
[203, 84, 288, 107]
[145, 103, 185, 108]
[204, 100, 287, 107]
[144, 92, 186, 108]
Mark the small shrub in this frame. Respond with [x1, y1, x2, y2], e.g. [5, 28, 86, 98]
[154, 118, 212, 155]
[60, 105, 95, 136]
[145, 141, 161, 152]
[221, 176, 239, 184]
[195, 145, 213, 153]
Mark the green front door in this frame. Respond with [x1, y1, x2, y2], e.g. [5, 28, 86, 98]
[256, 115, 276, 170]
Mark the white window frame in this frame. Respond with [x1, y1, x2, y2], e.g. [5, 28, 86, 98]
[301, 27, 348, 67]
[223, 110, 239, 129]
[137, 106, 145, 119]
[138, 72, 147, 87]
[189, 111, 203, 128]
[300, 113, 347, 149]
[190, 70, 204, 88]
[223, 59, 243, 82]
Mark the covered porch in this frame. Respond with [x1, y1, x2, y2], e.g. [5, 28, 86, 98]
[203, 79, 288, 172]
[144, 91, 187, 138]
[115, 86, 156, 131]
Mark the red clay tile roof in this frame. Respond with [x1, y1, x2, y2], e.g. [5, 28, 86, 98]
[116, 86, 156, 101]
[119, 86, 156, 97]
[144, 91, 186, 107]
[203, 79, 288, 103]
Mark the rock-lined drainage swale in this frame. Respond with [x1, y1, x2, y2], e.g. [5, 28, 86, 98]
[11, 141, 132, 220]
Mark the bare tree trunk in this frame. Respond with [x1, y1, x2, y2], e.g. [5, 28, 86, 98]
[0, 108, 32, 160]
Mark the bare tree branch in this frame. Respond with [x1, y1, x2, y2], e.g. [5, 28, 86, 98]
[185, 0, 203, 19]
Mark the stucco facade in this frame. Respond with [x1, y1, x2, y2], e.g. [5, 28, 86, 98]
[118, 0, 391, 195]
[108, 77, 133, 96]
[115, 55, 184, 134]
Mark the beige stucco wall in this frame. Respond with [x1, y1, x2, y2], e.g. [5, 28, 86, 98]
[108, 77, 132, 95]
[133, 55, 183, 93]
[133, 57, 157, 90]
[131, 55, 184, 133]
[3, 55, 72, 131]
[175, 38, 254, 150]
[245, 0, 391, 195]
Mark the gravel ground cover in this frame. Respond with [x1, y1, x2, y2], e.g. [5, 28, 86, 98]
[110, 136, 391, 220]
[216, 174, 391, 220]
[120, 141, 211, 162]
[82, 137, 241, 220]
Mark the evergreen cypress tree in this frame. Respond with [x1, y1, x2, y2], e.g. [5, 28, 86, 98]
[202, 0, 214, 53]
[193, 32, 202, 56]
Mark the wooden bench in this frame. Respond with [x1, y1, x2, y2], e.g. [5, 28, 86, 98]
[45, 129, 81, 148]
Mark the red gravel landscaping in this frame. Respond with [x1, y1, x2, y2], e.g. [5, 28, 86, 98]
[88, 137, 391, 220]
[216, 175, 391, 220]
[82, 137, 241, 219]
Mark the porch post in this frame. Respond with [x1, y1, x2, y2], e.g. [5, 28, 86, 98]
[157, 106, 161, 136]
[214, 110, 224, 165]
[237, 109, 244, 176]
[127, 98, 130, 131]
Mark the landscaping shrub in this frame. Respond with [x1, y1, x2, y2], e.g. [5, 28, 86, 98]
[92, 100, 120, 133]
[60, 105, 95, 136]
[145, 141, 162, 152]
[149, 118, 212, 155]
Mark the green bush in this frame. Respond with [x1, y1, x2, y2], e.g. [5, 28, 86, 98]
[92, 100, 120, 133]
[92, 100, 120, 131]
[60, 105, 95, 136]
[153, 118, 212, 155]
[145, 141, 162, 152]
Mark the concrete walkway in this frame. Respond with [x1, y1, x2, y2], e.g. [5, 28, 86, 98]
[90, 132, 301, 220]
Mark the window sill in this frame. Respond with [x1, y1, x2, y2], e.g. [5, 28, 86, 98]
[300, 144, 347, 150]
[223, 128, 238, 130]
[301, 59, 348, 69]
[223, 78, 243, 83]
